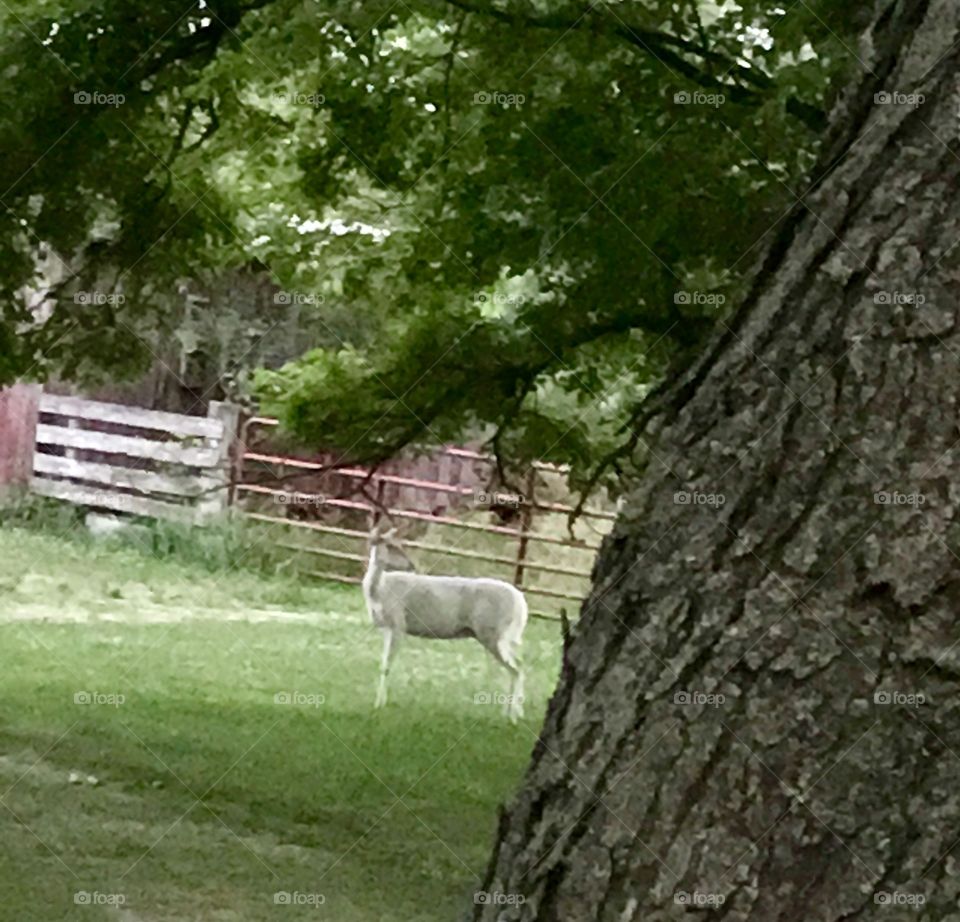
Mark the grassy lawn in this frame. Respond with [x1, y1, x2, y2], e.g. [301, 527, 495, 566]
[0, 525, 562, 921]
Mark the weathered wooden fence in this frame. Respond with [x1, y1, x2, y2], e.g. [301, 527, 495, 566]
[235, 417, 615, 620]
[0, 388, 613, 618]
[30, 393, 238, 523]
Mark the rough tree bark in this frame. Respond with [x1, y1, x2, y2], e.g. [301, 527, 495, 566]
[470, 2, 960, 919]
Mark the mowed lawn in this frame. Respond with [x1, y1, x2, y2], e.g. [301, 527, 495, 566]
[0, 526, 562, 921]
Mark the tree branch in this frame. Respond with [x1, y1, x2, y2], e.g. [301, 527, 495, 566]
[440, 0, 826, 130]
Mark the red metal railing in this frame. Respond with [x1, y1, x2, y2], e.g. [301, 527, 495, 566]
[233, 417, 615, 620]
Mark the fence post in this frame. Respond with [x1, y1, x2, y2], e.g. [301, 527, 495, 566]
[0, 383, 41, 496]
[371, 477, 386, 529]
[197, 401, 240, 522]
[513, 469, 537, 589]
[231, 414, 252, 510]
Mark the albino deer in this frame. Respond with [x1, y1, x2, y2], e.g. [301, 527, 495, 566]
[362, 521, 528, 721]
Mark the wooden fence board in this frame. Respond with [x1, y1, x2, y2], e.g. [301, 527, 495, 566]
[39, 393, 223, 439]
[35, 423, 221, 467]
[31, 477, 196, 523]
[33, 453, 220, 497]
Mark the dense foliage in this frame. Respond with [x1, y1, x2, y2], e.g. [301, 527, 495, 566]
[0, 0, 867, 480]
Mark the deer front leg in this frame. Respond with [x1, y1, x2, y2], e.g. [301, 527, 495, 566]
[375, 628, 398, 709]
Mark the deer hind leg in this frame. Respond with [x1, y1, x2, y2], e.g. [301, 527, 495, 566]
[487, 636, 524, 723]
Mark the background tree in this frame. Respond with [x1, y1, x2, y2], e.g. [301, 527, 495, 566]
[1, 0, 864, 481]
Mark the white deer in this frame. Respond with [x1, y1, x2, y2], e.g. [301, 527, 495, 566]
[362, 520, 528, 721]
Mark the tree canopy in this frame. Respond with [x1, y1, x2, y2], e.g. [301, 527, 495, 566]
[1, 0, 867, 482]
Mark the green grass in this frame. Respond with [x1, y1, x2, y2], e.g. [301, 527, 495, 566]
[0, 526, 562, 921]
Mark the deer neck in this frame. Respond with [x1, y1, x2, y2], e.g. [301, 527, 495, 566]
[363, 543, 386, 599]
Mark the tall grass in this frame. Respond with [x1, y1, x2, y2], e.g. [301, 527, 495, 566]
[0, 495, 292, 580]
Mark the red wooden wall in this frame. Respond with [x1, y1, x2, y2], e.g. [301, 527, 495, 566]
[0, 384, 41, 489]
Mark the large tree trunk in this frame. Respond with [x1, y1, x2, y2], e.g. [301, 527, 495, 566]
[471, 2, 960, 919]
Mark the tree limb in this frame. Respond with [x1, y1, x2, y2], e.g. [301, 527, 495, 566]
[440, 0, 826, 130]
